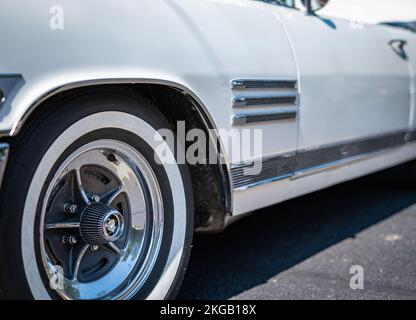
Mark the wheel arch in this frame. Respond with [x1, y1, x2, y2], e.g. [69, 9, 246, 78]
[7, 79, 232, 233]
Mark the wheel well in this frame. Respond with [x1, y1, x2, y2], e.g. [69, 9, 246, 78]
[12, 83, 231, 232]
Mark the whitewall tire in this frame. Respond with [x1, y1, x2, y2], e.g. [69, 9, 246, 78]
[0, 91, 193, 299]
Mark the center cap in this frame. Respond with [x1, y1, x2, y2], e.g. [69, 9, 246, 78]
[80, 202, 125, 245]
[103, 212, 123, 240]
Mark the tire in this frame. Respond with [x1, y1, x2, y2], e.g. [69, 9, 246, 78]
[0, 90, 193, 300]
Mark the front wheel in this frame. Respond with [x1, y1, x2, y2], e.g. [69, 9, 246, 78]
[0, 91, 193, 299]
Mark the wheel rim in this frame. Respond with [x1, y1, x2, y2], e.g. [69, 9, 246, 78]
[39, 139, 164, 300]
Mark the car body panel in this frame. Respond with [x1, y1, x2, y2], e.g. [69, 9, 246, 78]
[273, 6, 412, 150]
[0, 0, 299, 162]
[1, 0, 416, 217]
[233, 141, 416, 214]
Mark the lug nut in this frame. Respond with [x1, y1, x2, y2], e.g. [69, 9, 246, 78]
[64, 203, 78, 214]
[91, 194, 100, 203]
[62, 235, 77, 245]
[106, 153, 119, 165]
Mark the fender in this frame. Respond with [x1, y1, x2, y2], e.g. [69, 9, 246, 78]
[0, 74, 234, 217]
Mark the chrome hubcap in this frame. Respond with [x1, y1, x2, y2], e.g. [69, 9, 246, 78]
[80, 202, 125, 244]
[39, 139, 164, 300]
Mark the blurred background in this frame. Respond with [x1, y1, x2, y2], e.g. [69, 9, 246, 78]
[318, 0, 416, 24]
[265, 0, 416, 31]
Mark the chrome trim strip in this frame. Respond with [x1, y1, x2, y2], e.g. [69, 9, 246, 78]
[234, 174, 293, 191]
[291, 152, 375, 180]
[231, 152, 295, 190]
[232, 109, 297, 125]
[0, 143, 9, 192]
[231, 129, 416, 190]
[232, 95, 297, 108]
[231, 79, 297, 90]
[295, 131, 407, 171]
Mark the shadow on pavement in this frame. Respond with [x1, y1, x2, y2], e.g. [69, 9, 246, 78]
[177, 165, 416, 299]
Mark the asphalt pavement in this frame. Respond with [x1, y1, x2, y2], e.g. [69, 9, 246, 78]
[178, 165, 416, 300]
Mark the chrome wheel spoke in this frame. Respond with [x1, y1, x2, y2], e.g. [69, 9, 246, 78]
[72, 244, 89, 281]
[101, 186, 125, 206]
[74, 168, 90, 205]
[106, 242, 123, 256]
[45, 222, 80, 230]
[131, 210, 146, 230]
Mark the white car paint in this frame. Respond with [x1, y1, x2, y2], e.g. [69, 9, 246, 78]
[1, 0, 416, 217]
[0, 0, 299, 160]
[234, 143, 416, 214]
[273, 5, 412, 149]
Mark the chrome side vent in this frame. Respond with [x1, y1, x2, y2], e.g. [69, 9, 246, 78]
[231, 79, 298, 126]
[231, 79, 297, 90]
[232, 109, 297, 125]
[232, 95, 297, 108]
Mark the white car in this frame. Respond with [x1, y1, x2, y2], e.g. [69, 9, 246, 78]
[0, 0, 415, 300]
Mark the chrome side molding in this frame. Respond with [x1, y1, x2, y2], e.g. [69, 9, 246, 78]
[295, 131, 407, 171]
[231, 152, 295, 189]
[231, 129, 416, 190]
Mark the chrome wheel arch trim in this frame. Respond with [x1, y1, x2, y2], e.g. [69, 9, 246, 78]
[21, 112, 188, 300]
[7, 78, 216, 138]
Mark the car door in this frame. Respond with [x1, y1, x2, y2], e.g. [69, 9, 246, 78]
[271, 5, 412, 158]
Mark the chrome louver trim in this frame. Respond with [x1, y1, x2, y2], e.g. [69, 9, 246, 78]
[231, 79, 298, 125]
[232, 109, 297, 126]
[232, 95, 297, 108]
[231, 129, 416, 190]
[231, 79, 297, 89]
